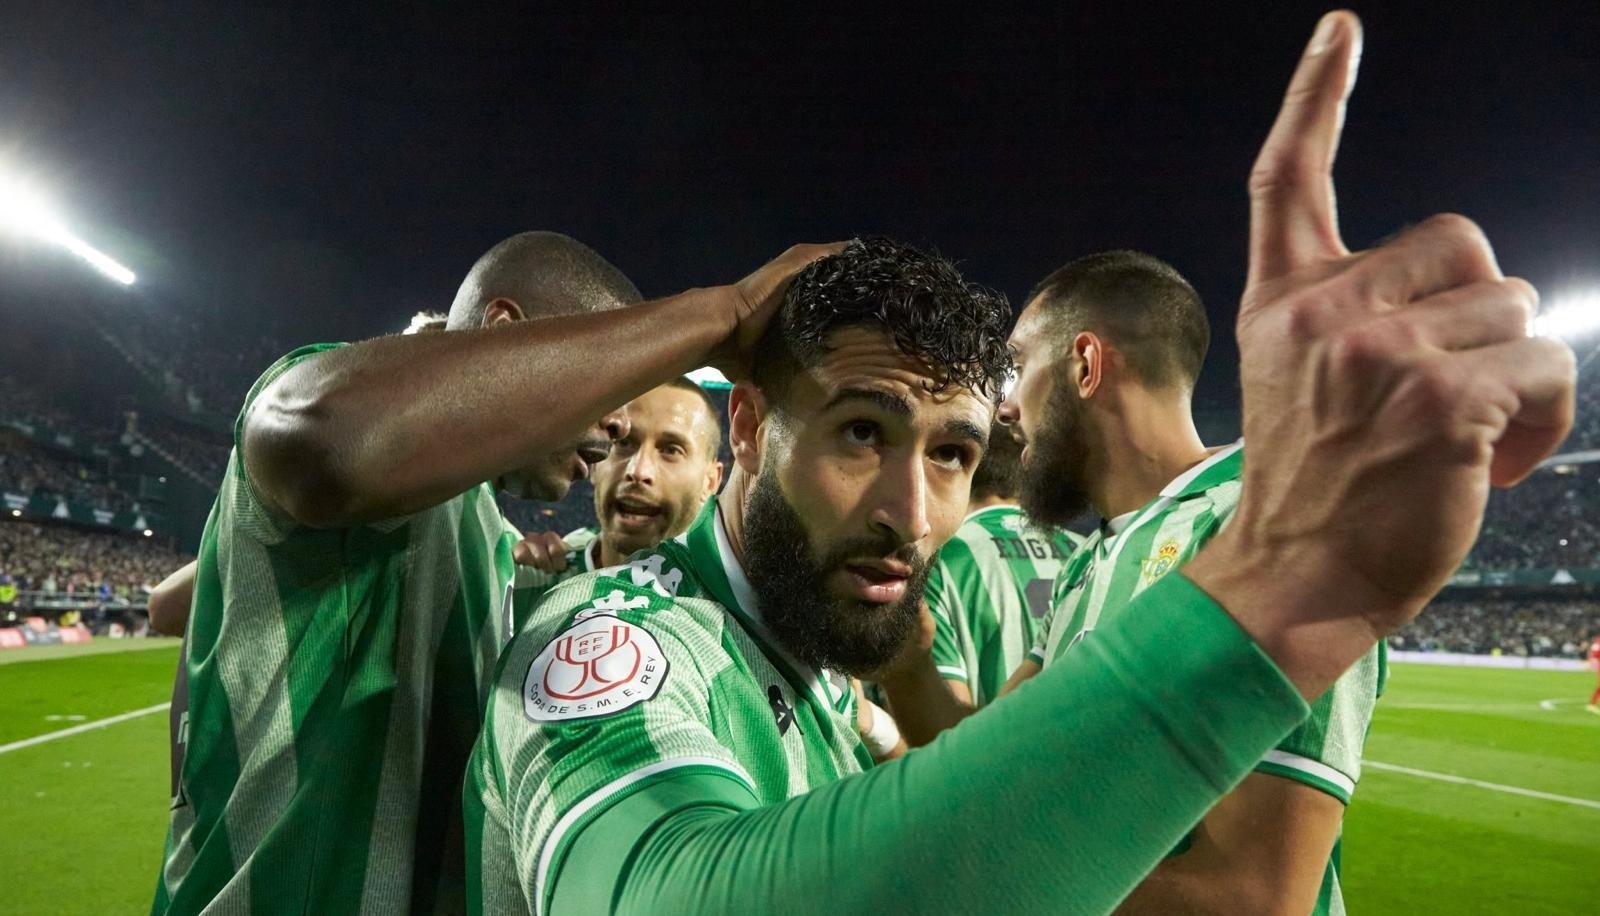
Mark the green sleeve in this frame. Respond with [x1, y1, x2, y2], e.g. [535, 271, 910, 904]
[549, 572, 1310, 914]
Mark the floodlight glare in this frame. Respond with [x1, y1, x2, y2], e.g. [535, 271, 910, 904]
[687, 366, 732, 389]
[1531, 288, 1600, 341]
[0, 170, 136, 285]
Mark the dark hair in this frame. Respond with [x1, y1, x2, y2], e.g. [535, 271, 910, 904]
[1027, 250, 1208, 391]
[447, 231, 641, 329]
[970, 418, 1021, 499]
[662, 377, 725, 460]
[753, 237, 1013, 404]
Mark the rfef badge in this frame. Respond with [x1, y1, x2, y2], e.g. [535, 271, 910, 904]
[523, 614, 668, 722]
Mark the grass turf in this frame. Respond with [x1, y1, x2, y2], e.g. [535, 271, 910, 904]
[0, 644, 1595, 914]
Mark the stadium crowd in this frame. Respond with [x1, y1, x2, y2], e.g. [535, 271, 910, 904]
[1466, 470, 1600, 570]
[0, 440, 140, 514]
[0, 520, 191, 607]
[1390, 598, 1600, 659]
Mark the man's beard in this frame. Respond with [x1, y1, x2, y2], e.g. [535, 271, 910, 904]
[1018, 377, 1094, 527]
[741, 468, 926, 677]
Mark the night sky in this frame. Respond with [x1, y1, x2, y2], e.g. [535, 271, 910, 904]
[2, 1, 1596, 408]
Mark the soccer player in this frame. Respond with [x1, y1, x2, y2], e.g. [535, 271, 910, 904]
[877, 420, 1080, 737]
[1587, 634, 1600, 713]
[151, 230, 838, 914]
[996, 251, 1385, 915]
[507, 378, 726, 614]
[464, 14, 1575, 914]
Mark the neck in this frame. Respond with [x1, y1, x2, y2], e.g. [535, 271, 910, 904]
[597, 537, 626, 569]
[1088, 386, 1209, 520]
[967, 493, 1015, 514]
[718, 465, 759, 575]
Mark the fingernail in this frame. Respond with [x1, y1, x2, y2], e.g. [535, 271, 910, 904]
[1308, 13, 1342, 56]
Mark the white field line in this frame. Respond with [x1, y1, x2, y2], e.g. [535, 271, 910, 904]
[1365, 761, 1600, 811]
[0, 702, 170, 756]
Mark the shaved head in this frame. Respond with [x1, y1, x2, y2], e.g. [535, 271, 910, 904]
[446, 230, 641, 329]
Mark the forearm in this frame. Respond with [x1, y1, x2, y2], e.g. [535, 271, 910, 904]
[874, 654, 977, 747]
[146, 561, 197, 637]
[556, 575, 1310, 914]
[244, 291, 731, 525]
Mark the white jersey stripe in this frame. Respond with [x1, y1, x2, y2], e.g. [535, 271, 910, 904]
[1260, 749, 1357, 797]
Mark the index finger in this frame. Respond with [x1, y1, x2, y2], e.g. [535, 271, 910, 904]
[1247, 11, 1363, 289]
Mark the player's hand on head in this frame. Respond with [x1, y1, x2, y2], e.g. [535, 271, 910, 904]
[1196, 11, 1575, 680]
[512, 530, 572, 574]
[710, 242, 848, 380]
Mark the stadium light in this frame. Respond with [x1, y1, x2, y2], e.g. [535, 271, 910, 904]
[0, 168, 136, 286]
[142, 528, 153, 537]
[1531, 288, 1600, 341]
[687, 366, 732, 390]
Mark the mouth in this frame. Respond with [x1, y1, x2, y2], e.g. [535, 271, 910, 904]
[611, 495, 664, 530]
[838, 559, 913, 604]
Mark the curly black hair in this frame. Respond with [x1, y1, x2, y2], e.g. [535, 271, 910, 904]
[753, 236, 1013, 403]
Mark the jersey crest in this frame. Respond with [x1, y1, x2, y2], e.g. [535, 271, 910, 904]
[523, 614, 668, 722]
[1140, 540, 1181, 585]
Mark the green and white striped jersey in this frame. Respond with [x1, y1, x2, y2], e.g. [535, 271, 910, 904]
[505, 526, 600, 633]
[1031, 442, 1385, 916]
[153, 345, 519, 916]
[465, 501, 867, 916]
[925, 505, 1081, 705]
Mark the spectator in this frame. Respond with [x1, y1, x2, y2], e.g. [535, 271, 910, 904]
[0, 520, 191, 610]
[1389, 598, 1599, 659]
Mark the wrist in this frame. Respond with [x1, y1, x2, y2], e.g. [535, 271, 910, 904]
[1182, 523, 1398, 700]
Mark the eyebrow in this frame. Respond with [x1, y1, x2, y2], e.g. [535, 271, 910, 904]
[824, 387, 989, 449]
[822, 387, 914, 417]
[944, 418, 989, 449]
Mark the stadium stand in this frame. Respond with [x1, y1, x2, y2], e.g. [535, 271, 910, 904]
[0, 519, 191, 616]
[1391, 598, 1599, 659]
[0, 435, 142, 514]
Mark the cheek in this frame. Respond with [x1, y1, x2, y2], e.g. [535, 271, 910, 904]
[776, 452, 864, 543]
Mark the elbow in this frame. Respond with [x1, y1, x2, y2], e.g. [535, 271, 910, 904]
[242, 384, 367, 529]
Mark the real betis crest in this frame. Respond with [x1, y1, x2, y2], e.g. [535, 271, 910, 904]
[1141, 540, 1181, 584]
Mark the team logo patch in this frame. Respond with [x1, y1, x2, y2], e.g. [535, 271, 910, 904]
[1141, 540, 1181, 584]
[523, 614, 668, 722]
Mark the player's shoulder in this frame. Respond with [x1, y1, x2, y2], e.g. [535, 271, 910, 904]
[515, 543, 720, 650]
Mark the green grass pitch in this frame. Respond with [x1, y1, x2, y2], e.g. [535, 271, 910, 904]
[0, 642, 1594, 914]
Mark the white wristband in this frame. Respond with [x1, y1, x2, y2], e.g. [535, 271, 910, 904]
[861, 699, 902, 758]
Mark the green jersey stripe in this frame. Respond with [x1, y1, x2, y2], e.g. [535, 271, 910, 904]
[157, 344, 518, 915]
[924, 505, 1078, 703]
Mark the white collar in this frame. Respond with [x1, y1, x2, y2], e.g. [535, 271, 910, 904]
[1159, 440, 1244, 499]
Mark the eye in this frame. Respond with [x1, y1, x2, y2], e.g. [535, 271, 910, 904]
[1000, 367, 1019, 401]
[661, 443, 686, 459]
[931, 444, 971, 470]
[843, 420, 879, 448]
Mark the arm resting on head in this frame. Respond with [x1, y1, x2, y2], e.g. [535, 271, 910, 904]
[243, 292, 734, 528]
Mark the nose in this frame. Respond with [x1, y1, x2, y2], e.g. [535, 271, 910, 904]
[996, 397, 1019, 427]
[868, 453, 933, 547]
[624, 446, 657, 485]
[601, 407, 630, 442]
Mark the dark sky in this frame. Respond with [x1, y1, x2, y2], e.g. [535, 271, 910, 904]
[3, 1, 1597, 408]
